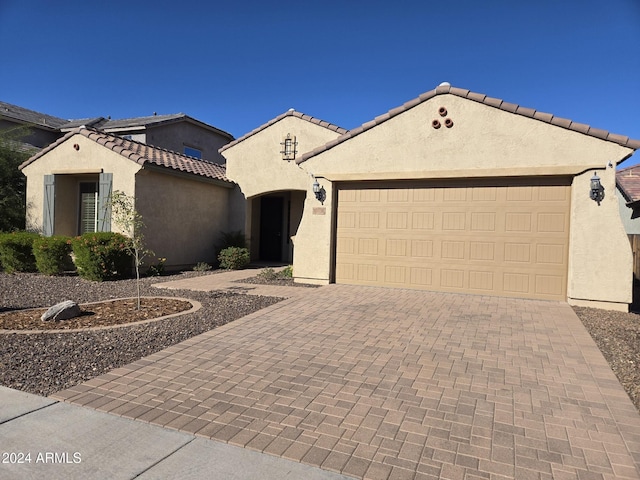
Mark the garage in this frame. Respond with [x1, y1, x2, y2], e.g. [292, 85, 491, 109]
[335, 178, 571, 301]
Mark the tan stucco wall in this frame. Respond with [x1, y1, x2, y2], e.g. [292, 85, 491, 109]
[223, 115, 343, 282]
[228, 95, 636, 306]
[134, 168, 231, 269]
[225, 116, 342, 197]
[568, 168, 633, 310]
[21, 133, 141, 234]
[304, 95, 633, 179]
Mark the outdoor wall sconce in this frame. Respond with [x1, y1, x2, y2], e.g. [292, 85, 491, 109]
[590, 173, 605, 205]
[280, 133, 297, 161]
[312, 176, 326, 204]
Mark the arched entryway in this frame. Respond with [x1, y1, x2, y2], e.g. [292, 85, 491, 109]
[249, 190, 306, 263]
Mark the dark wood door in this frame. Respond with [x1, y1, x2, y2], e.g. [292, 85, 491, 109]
[259, 197, 284, 261]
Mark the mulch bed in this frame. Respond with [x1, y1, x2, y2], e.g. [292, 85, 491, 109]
[0, 298, 193, 331]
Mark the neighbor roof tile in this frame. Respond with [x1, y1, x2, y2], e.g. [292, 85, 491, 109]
[20, 128, 230, 183]
[0, 101, 68, 130]
[617, 164, 640, 203]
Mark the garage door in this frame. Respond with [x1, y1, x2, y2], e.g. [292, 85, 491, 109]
[335, 179, 571, 301]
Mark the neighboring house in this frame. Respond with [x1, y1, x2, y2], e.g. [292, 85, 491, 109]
[19, 128, 242, 269]
[223, 84, 640, 311]
[0, 101, 67, 150]
[1, 100, 234, 164]
[616, 164, 640, 281]
[60, 113, 234, 164]
[616, 164, 640, 234]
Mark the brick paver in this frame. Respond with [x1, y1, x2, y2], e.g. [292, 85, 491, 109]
[52, 280, 640, 479]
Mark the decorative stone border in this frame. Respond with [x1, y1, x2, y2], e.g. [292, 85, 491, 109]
[0, 296, 202, 334]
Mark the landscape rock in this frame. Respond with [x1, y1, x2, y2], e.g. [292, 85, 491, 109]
[41, 300, 82, 322]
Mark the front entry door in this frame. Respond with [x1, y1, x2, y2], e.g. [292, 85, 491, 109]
[259, 196, 284, 261]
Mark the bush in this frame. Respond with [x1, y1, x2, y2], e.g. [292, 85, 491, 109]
[257, 267, 278, 281]
[33, 235, 73, 275]
[146, 257, 166, 277]
[217, 230, 246, 249]
[218, 247, 250, 270]
[0, 231, 40, 273]
[257, 265, 293, 281]
[71, 232, 133, 281]
[193, 262, 212, 272]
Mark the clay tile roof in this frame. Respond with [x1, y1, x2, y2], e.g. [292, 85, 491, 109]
[617, 164, 640, 204]
[296, 84, 640, 164]
[0, 100, 68, 130]
[219, 109, 348, 153]
[19, 128, 231, 184]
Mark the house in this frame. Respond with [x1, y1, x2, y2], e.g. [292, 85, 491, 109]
[222, 84, 640, 311]
[19, 128, 242, 269]
[1, 100, 234, 164]
[616, 164, 640, 282]
[0, 101, 67, 150]
[617, 164, 640, 234]
[60, 113, 234, 164]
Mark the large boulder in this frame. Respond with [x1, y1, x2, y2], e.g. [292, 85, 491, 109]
[41, 300, 81, 322]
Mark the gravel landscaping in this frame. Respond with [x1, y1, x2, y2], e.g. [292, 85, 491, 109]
[1, 271, 639, 415]
[0, 272, 282, 396]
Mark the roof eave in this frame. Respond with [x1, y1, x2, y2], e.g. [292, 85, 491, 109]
[296, 85, 640, 164]
[141, 162, 234, 188]
[219, 110, 347, 153]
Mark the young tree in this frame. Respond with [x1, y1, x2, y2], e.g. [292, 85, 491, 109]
[108, 190, 153, 309]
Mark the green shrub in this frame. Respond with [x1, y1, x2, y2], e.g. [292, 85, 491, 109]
[217, 230, 246, 249]
[33, 235, 73, 275]
[257, 266, 293, 281]
[0, 231, 40, 273]
[213, 230, 247, 267]
[71, 232, 133, 281]
[257, 267, 278, 281]
[146, 257, 166, 277]
[193, 262, 212, 272]
[218, 247, 250, 270]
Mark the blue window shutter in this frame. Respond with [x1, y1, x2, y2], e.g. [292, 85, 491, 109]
[43, 175, 55, 236]
[98, 173, 113, 232]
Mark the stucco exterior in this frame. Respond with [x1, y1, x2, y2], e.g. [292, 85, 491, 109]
[223, 113, 345, 279]
[21, 133, 141, 235]
[134, 168, 233, 268]
[133, 121, 232, 164]
[21, 129, 236, 270]
[224, 89, 637, 309]
[567, 168, 632, 310]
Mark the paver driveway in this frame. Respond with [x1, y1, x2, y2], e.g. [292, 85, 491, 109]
[53, 284, 640, 479]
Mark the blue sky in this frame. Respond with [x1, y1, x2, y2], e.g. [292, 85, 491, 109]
[1, 0, 639, 162]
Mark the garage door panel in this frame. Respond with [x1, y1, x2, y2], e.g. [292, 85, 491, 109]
[336, 180, 570, 301]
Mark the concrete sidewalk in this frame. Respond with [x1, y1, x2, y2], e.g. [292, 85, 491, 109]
[153, 265, 317, 299]
[0, 386, 354, 479]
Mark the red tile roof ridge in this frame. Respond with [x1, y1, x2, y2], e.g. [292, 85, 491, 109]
[219, 109, 348, 153]
[295, 85, 640, 164]
[19, 127, 230, 183]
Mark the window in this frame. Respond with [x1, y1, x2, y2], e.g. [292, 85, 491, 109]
[184, 146, 202, 159]
[79, 182, 98, 234]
